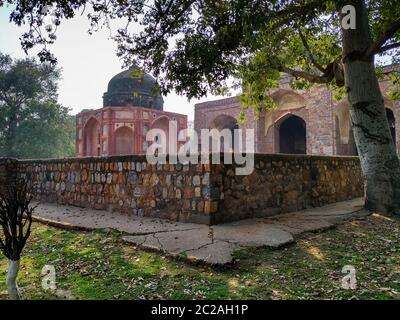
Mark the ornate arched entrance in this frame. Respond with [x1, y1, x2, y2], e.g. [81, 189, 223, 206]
[209, 114, 239, 151]
[83, 117, 101, 156]
[277, 114, 307, 154]
[114, 126, 134, 155]
[151, 116, 170, 154]
[210, 114, 238, 131]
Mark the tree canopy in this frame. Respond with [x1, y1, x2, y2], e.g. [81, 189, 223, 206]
[3, 1, 400, 108]
[0, 53, 75, 159]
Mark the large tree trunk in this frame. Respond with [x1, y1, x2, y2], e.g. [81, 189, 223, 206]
[341, 0, 400, 214]
[6, 259, 21, 300]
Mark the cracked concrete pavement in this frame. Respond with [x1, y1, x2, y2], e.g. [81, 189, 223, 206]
[33, 197, 369, 265]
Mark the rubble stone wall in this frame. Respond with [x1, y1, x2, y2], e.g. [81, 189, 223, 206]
[16, 155, 218, 224]
[215, 154, 364, 223]
[0, 154, 364, 225]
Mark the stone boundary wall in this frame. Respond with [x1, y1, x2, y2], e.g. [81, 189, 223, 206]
[0, 154, 364, 225]
[214, 154, 364, 223]
[16, 155, 218, 225]
[0, 158, 18, 193]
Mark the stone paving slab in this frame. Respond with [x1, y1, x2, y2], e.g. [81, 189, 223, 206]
[125, 228, 213, 256]
[212, 221, 294, 248]
[184, 241, 238, 265]
[34, 202, 204, 235]
[32, 197, 368, 265]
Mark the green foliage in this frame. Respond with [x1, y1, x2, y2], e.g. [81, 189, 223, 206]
[0, 53, 75, 159]
[13, 105, 76, 159]
[328, 83, 347, 102]
[237, 111, 248, 125]
[4, 0, 400, 114]
[388, 72, 400, 101]
[238, 51, 281, 113]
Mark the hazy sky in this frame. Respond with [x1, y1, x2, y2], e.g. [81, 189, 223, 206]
[0, 5, 232, 120]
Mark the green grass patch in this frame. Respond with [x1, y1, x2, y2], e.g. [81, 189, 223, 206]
[1, 213, 400, 300]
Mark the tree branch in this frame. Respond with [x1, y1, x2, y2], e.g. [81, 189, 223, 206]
[366, 18, 400, 57]
[270, 1, 323, 22]
[298, 28, 326, 73]
[375, 41, 400, 54]
[279, 66, 332, 84]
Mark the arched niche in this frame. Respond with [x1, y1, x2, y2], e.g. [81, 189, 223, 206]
[83, 117, 101, 156]
[265, 89, 308, 136]
[209, 114, 238, 131]
[151, 116, 171, 154]
[114, 126, 134, 155]
[336, 97, 396, 154]
[209, 114, 239, 152]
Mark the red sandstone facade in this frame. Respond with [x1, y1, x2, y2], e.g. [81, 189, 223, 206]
[76, 66, 187, 157]
[76, 107, 187, 156]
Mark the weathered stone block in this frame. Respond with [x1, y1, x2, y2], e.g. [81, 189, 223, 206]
[202, 186, 220, 200]
[204, 201, 218, 214]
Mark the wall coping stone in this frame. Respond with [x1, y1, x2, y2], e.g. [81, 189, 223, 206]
[15, 153, 360, 165]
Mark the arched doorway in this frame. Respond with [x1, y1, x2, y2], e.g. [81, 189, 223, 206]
[209, 114, 238, 151]
[114, 126, 134, 155]
[84, 117, 101, 156]
[277, 115, 307, 154]
[210, 114, 238, 131]
[386, 108, 396, 146]
[151, 116, 170, 154]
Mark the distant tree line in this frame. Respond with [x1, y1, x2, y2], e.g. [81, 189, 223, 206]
[0, 53, 75, 159]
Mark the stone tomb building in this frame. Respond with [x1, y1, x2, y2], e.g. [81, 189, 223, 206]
[76, 65, 187, 157]
[48, 65, 398, 224]
[195, 71, 399, 156]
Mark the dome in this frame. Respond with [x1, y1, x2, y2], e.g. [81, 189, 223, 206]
[102, 64, 164, 110]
